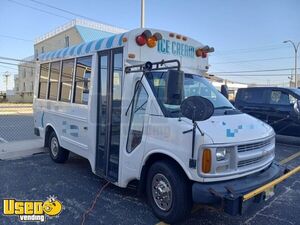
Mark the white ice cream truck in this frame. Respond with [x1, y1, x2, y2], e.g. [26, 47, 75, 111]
[33, 28, 296, 223]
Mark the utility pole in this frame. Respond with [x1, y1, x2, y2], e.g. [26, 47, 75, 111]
[3, 71, 10, 93]
[141, 0, 145, 28]
[283, 40, 300, 87]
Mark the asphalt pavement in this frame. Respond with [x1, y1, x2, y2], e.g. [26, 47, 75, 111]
[0, 143, 299, 225]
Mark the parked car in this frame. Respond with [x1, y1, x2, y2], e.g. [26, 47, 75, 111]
[235, 87, 300, 137]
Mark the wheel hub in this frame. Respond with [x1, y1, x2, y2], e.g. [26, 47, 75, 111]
[50, 137, 58, 157]
[152, 173, 172, 211]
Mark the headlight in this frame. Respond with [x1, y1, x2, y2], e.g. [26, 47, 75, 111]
[216, 147, 228, 161]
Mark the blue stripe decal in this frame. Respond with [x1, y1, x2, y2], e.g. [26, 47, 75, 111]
[57, 49, 63, 58]
[95, 39, 104, 50]
[50, 51, 56, 59]
[85, 41, 94, 54]
[76, 43, 85, 55]
[45, 52, 52, 60]
[118, 33, 125, 46]
[41, 112, 44, 128]
[69, 46, 77, 56]
[62, 48, 69, 57]
[106, 35, 115, 48]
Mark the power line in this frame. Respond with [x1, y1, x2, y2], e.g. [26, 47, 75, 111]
[212, 45, 288, 56]
[27, 0, 96, 22]
[26, 0, 127, 29]
[0, 34, 33, 42]
[211, 68, 299, 74]
[0, 56, 35, 63]
[211, 74, 291, 77]
[0, 61, 35, 69]
[7, 0, 71, 20]
[213, 56, 294, 65]
[0, 65, 18, 71]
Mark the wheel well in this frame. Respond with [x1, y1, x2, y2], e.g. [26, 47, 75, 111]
[44, 125, 55, 147]
[138, 153, 189, 196]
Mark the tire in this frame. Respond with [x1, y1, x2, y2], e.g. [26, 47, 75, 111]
[146, 160, 192, 224]
[48, 131, 69, 163]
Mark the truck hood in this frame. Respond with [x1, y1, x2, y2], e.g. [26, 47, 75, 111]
[197, 113, 274, 144]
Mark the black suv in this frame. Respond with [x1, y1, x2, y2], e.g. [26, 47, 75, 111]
[235, 87, 300, 137]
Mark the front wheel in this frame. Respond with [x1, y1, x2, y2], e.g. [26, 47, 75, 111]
[48, 131, 69, 163]
[146, 160, 192, 224]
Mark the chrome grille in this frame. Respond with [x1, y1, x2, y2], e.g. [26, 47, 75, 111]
[238, 155, 269, 167]
[238, 139, 272, 153]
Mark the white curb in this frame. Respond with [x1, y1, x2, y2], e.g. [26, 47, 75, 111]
[0, 139, 46, 160]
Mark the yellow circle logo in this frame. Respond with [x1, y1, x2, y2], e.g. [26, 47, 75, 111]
[42, 197, 62, 216]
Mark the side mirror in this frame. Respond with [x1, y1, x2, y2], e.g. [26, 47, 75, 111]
[165, 70, 184, 105]
[221, 84, 229, 99]
[180, 96, 214, 121]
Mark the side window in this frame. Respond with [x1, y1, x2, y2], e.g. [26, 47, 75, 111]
[270, 91, 290, 105]
[59, 59, 74, 102]
[242, 89, 265, 104]
[48, 61, 60, 100]
[74, 56, 92, 104]
[289, 94, 297, 104]
[127, 83, 149, 153]
[38, 63, 49, 99]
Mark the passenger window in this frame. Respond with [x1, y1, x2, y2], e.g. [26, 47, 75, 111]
[270, 91, 290, 105]
[74, 56, 92, 104]
[241, 89, 265, 104]
[127, 83, 149, 152]
[38, 63, 49, 99]
[59, 59, 74, 102]
[48, 61, 60, 100]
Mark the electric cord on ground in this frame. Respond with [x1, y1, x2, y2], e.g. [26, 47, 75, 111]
[81, 181, 110, 225]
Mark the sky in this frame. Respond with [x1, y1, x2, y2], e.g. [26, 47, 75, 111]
[0, 0, 300, 90]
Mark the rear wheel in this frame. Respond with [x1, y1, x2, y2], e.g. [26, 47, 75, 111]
[48, 131, 69, 163]
[146, 160, 192, 224]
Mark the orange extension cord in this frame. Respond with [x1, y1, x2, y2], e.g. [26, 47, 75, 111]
[81, 181, 110, 225]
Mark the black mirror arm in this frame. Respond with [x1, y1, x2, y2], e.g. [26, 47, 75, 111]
[125, 73, 146, 116]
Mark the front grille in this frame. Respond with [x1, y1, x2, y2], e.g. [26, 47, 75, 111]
[238, 139, 272, 153]
[238, 155, 269, 167]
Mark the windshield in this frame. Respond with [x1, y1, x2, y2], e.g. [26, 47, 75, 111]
[146, 72, 234, 117]
[291, 88, 300, 97]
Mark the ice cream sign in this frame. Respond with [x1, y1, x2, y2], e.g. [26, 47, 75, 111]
[157, 39, 195, 58]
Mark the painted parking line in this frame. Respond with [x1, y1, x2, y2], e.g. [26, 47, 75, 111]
[279, 151, 300, 165]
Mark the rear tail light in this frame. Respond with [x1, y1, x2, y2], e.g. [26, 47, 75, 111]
[136, 30, 162, 48]
[195, 46, 214, 58]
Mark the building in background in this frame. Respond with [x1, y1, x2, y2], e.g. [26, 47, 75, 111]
[13, 56, 35, 102]
[34, 18, 127, 58]
[13, 18, 126, 102]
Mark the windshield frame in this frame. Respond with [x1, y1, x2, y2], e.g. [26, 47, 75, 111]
[145, 71, 235, 118]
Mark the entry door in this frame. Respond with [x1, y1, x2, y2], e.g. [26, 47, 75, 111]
[96, 48, 123, 181]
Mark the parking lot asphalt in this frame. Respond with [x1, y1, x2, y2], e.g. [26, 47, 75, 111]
[0, 143, 299, 225]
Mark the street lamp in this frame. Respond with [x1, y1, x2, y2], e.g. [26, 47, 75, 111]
[283, 40, 300, 87]
[3, 71, 10, 93]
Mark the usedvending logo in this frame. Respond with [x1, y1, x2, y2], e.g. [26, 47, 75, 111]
[2, 196, 63, 222]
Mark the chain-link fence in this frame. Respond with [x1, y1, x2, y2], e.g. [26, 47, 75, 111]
[0, 103, 38, 143]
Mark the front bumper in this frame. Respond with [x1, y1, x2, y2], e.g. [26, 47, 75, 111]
[192, 162, 283, 215]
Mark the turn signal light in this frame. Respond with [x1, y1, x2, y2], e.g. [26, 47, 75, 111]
[202, 148, 212, 173]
